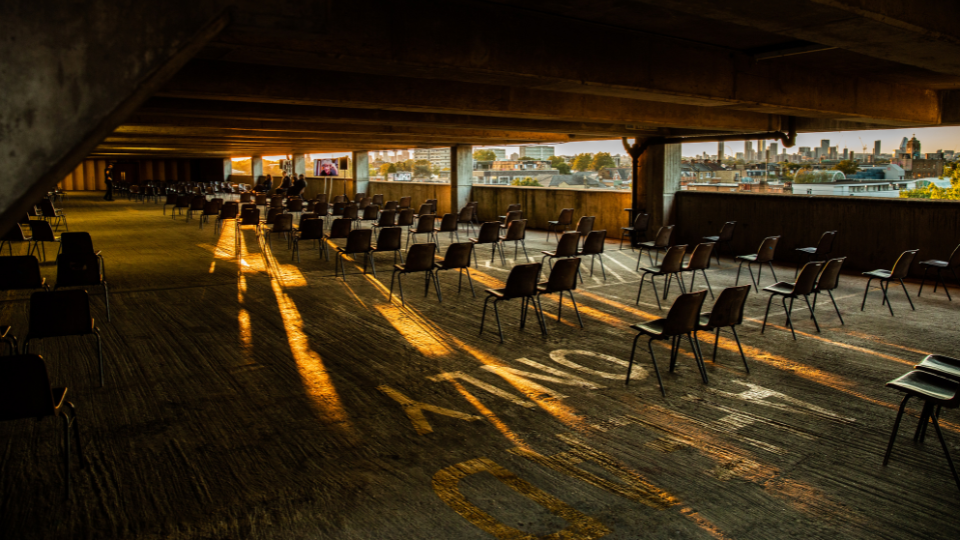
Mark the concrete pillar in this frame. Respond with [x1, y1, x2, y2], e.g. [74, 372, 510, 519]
[449, 145, 473, 212]
[293, 154, 306, 176]
[638, 143, 681, 233]
[352, 151, 369, 197]
[251, 156, 263, 181]
[222, 158, 232, 182]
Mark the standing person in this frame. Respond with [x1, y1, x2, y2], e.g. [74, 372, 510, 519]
[104, 162, 116, 201]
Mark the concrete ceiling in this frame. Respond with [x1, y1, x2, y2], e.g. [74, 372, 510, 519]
[69, 0, 960, 158]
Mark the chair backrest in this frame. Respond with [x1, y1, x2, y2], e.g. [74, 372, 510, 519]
[219, 202, 239, 220]
[265, 208, 283, 225]
[815, 257, 845, 292]
[55, 253, 102, 287]
[61, 232, 96, 257]
[0, 355, 58, 421]
[502, 263, 542, 298]
[633, 212, 649, 231]
[344, 228, 372, 252]
[555, 232, 581, 257]
[426, 199, 438, 213]
[211, 197, 224, 208]
[949, 244, 960, 268]
[176, 194, 192, 207]
[545, 257, 581, 292]
[458, 206, 474, 221]
[397, 208, 415, 226]
[385, 201, 398, 211]
[399, 196, 412, 208]
[333, 195, 347, 204]
[270, 196, 284, 208]
[354, 192, 366, 203]
[0, 255, 45, 290]
[287, 199, 303, 212]
[315, 194, 328, 205]
[190, 196, 206, 210]
[359, 197, 372, 210]
[272, 214, 294, 233]
[659, 245, 687, 273]
[476, 222, 501, 243]
[754, 235, 780, 263]
[255, 194, 267, 205]
[506, 203, 521, 214]
[439, 213, 458, 232]
[362, 205, 380, 220]
[375, 226, 402, 251]
[706, 285, 751, 328]
[794, 261, 824, 295]
[328, 218, 353, 239]
[404, 243, 437, 272]
[717, 221, 736, 241]
[331, 202, 346, 216]
[890, 249, 918, 278]
[27, 220, 56, 242]
[240, 193, 252, 203]
[165, 193, 178, 205]
[502, 219, 526, 241]
[663, 290, 708, 336]
[298, 218, 325, 240]
[39, 199, 58, 217]
[343, 203, 359, 220]
[203, 201, 219, 215]
[440, 242, 473, 269]
[377, 210, 396, 227]
[314, 201, 329, 216]
[815, 230, 838, 257]
[28, 289, 93, 338]
[558, 208, 574, 226]
[580, 230, 607, 255]
[417, 203, 432, 216]
[653, 225, 674, 247]
[415, 214, 435, 233]
[684, 242, 714, 271]
[2, 223, 28, 241]
[576, 216, 595, 236]
[372, 194, 384, 206]
[240, 206, 260, 225]
[504, 210, 522, 227]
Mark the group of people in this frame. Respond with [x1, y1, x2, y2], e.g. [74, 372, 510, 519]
[253, 173, 306, 197]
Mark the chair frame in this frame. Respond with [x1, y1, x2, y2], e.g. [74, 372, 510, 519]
[735, 235, 781, 292]
[861, 249, 918, 316]
[761, 261, 824, 340]
[480, 263, 546, 343]
[918, 244, 960, 301]
[390, 243, 440, 306]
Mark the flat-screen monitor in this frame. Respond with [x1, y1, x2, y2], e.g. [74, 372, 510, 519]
[314, 157, 350, 176]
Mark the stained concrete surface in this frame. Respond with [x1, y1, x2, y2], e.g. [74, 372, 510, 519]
[0, 193, 958, 540]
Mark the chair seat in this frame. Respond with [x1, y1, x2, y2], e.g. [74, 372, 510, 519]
[630, 319, 666, 336]
[541, 250, 559, 257]
[886, 370, 958, 402]
[637, 241, 659, 249]
[736, 254, 758, 262]
[621, 226, 635, 232]
[763, 282, 797, 295]
[695, 313, 713, 330]
[547, 221, 559, 226]
[796, 247, 817, 254]
[485, 288, 506, 299]
[863, 269, 892, 279]
[919, 259, 949, 268]
[916, 355, 960, 381]
[703, 235, 720, 242]
[639, 265, 664, 274]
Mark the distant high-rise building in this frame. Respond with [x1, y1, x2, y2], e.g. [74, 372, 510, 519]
[829, 146, 838, 160]
[842, 148, 849, 160]
[768, 142, 778, 159]
[799, 146, 811, 158]
[718, 142, 725, 161]
[745, 141, 754, 161]
[736, 152, 744, 160]
[905, 135, 921, 159]
[759, 140, 766, 154]
[874, 140, 882, 157]
[821, 140, 830, 157]
[518, 145, 555, 160]
[509, 152, 519, 160]
[491, 148, 506, 160]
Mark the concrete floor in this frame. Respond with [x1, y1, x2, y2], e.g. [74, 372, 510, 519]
[1, 192, 958, 540]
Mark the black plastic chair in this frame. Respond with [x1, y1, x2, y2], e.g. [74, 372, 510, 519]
[198, 200, 220, 230]
[625, 290, 708, 396]
[680, 242, 714, 299]
[812, 257, 845, 325]
[882, 370, 960, 494]
[541, 232, 581, 279]
[215, 202, 240, 235]
[335, 229, 375, 280]
[499, 219, 529, 262]
[390, 243, 439, 306]
[360, 204, 379, 228]
[324, 218, 353, 261]
[407, 214, 435, 250]
[435, 213, 460, 244]
[735, 235, 780, 292]
[162, 193, 179, 215]
[574, 216, 595, 248]
[435, 242, 475, 298]
[372, 210, 397, 237]
[795, 230, 837, 277]
[24, 290, 104, 387]
[27, 220, 61, 262]
[373, 227, 404, 265]
[918, 243, 960, 301]
[39, 199, 67, 231]
[620, 212, 649, 250]
[263, 214, 294, 250]
[0, 354, 86, 498]
[185, 196, 206, 222]
[636, 225, 674, 269]
[470, 222, 506, 267]
[579, 230, 607, 280]
[0, 223, 32, 255]
[547, 208, 574, 243]
[761, 261, 824, 339]
[696, 285, 751, 372]
[0, 255, 48, 292]
[480, 262, 545, 343]
[861, 249, 918, 316]
[55, 252, 110, 322]
[457, 206, 477, 237]
[293, 218, 325, 262]
[636, 245, 687, 309]
[703, 221, 735, 266]
[60, 232, 105, 281]
[537, 257, 583, 329]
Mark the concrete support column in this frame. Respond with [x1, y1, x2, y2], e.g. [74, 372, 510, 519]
[636, 143, 681, 234]
[352, 151, 369, 197]
[251, 156, 263, 180]
[293, 154, 306, 176]
[222, 158, 232, 182]
[449, 145, 473, 213]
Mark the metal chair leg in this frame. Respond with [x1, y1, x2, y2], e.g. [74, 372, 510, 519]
[883, 394, 911, 466]
[731, 326, 749, 372]
[761, 293, 775, 333]
[649, 338, 665, 396]
[899, 279, 915, 310]
[861, 278, 873, 311]
[803, 294, 820, 332]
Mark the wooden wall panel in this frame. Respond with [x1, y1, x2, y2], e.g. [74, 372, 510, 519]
[95, 160, 107, 189]
[84, 160, 97, 190]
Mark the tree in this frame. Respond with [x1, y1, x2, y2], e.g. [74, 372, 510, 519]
[518, 156, 536, 161]
[833, 159, 860, 175]
[554, 162, 571, 175]
[379, 163, 397, 176]
[590, 152, 615, 171]
[413, 159, 433, 179]
[395, 159, 414, 172]
[900, 163, 960, 200]
[473, 149, 497, 161]
[571, 153, 593, 171]
[511, 177, 541, 187]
